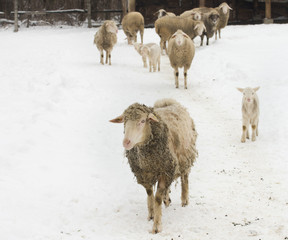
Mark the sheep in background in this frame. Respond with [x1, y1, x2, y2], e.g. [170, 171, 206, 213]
[110, 98, 198, 233]
[154, 9, 176, 18]
[168, 30, 195, 89]
[215, 2, 232, 40]
[141, 44, 161, 72]
[121, 11, 144, 45]
[93, 20, 118, 65]
[155, 15, 205, 54]
[185, 7, 219, 46]
[134, 42, 157, 68]
[237, 87, 260, 142]
[180, 9, 202, 20]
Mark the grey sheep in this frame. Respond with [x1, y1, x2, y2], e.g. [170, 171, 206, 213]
[110, 98, 198, 234]
[93, 20, 118, 65]
[121, 11, 144, 45]
[168, 30, 195, 89]
[155, 15, 205, 54]
[237, 87, 260, 142]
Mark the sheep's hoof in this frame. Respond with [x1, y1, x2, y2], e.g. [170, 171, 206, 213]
[252, 136, 256, 141]
[147, 215, 154, 221]
[152, 224, 162, 234]
[164, 198, 171, 207]
[241, 138, 246, 143]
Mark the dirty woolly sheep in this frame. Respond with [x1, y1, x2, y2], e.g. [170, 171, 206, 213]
[121, 11, 144, 45]
[168, 30, 195, 89]
[93, 20, 118, 65]
[215, 2, 232, 40]
[154, 15, 205, 54]
[110, 98, 198, 234]
[237, 87, 260, 142]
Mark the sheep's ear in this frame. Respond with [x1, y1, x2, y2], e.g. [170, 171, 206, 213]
[110, 115, 124, 123]
[237, 88, 244, 93]
[153, 10, 159, 16]
[253, 86, 260, 92]
[148, 113, 159, 122]
[183, 33, 189, 38]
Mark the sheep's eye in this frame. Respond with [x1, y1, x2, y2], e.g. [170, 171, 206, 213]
[141, 120, 146, 124]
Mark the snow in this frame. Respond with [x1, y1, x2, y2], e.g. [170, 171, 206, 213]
[0, 24, 288, 240]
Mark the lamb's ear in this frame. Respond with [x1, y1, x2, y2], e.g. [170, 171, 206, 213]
[253, 86, 260, 92]
[110, 115, 124, 123]
[237, 88, 244, 93]
[148, 113, 159, 122]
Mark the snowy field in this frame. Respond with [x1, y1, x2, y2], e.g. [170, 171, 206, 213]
[0, 23, 288, 240]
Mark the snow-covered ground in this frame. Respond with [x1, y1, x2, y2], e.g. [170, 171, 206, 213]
[0, 23, 288, 240]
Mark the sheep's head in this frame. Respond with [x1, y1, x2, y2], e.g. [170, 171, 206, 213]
[237, 87, 260, 104]
[154, 9, 167, 18]
[105, 20, 118, 34]
[133, 43, 143, 53]
[194, 21, 206, 36]
[191, 11, 202, 21]
[110, 103, 159, 150]
[218, 2, 233, 15]
[208, 11, 220, 25]
[171, 30, 189, 46]
[140, 46, 150, 57]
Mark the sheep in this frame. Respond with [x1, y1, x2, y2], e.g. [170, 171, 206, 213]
[215, 2, 232, 40]
[141, 44, 161, 72]
[167, 30, 195, 89]
[93, 20, 118, 65]
[154, 9, 176, 18]
[133, 43, 157, 68]
[121, 11, 144, 45]
[193, 8, 220, 46]
[179, 9, 202, 20]
[155, 15, 206, 54]
[110, 98, 198, 233]
[237, 87, 260, 142]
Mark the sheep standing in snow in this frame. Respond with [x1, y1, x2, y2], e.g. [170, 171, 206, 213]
[121, 11, 144, 45]
[167, 30, 195, 89]
[134, 43, 157, 68]
[93, 20, 118, 65]
[154, 15, 205, 54]
[110, 98, 198, 233]
[237, 87, 260, 142]
[215, 2, 232, 40]
[154, 9, 176, 18]
[140, 44, 161, 72]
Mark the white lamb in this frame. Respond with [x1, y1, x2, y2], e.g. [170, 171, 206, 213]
[140, 44, 161, 72]
[133, 43, 157, 68]
[237, 87, 260, 142]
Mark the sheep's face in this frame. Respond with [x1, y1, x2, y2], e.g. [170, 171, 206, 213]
[209, 13, 220, 25]
[110, 109, 159, 150]
[171, 30, 189, 46]
[219, 3, 232, 15]
[237, 87, 260, 104]
[156, 9, 167, 18]
[105, 21, 118, 34]
[141, 46, 150, 57]
[194, 22, 206, 36]
[192, 12, 202, 21]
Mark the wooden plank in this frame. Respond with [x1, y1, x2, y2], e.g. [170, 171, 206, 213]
[265, 0, 272, 18]
[199, 0, 206, 7]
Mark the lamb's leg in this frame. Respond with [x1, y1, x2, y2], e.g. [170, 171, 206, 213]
[219, 29, 221, 39]
[142, 56, 147, 68]
[251, 119, 258, 141]
[149, 60, 152, 72]
[100, 49, 104, 65]
[256, 119, 259, 136]
[152, 176, 165, 234]
[140, 29, 144, 44]
[174, 68, 179, 88]
[241, 119, 249, 143]
[145, 186, 154, 221]
[181, 174, 189, 206]
[184, 66, 188, 89]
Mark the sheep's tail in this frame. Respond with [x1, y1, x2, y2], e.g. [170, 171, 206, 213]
[154, 98, 179, 109]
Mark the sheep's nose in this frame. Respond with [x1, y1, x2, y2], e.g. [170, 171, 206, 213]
[247, 98, 251, 102]
[123, 139, 131, 148]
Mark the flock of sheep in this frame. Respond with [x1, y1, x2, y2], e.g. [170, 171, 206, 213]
[94, 2, 261, 234]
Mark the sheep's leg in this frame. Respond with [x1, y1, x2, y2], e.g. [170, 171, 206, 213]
[241, 119, 249, 143]
[215, 30, 218, 40]
[256, 120, 259, 136]
[105, 50, 109, 64]
[157, 56, 160, 71]
[163, 187, 171, 207]
[200, 34, 204, 46]
[160, 39, 165, 55]
[108, 51, 112, 65]
[149, 60, 152, 72]
[142, 56, 147, 68]
[163, 41, 168, 55]
[251, 119, 258, 141]
[219, 29, 221, 39]
[145, 186, 154, 221]
[152, 176, 165, 234]
[174, 68, 179, 88]
[100, 49, 104, 65]
[184, 66, 188, 89]
[140, 29, 144, 44]
[206, 36, 209, 46]
[181, 174, 189, 207]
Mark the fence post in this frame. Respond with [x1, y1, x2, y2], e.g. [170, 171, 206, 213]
[14, 0, 18, 32]
[86, 0, 92, 28]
